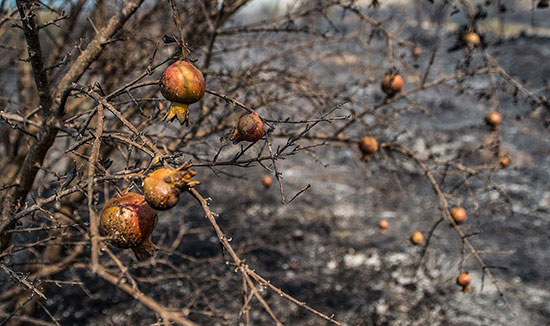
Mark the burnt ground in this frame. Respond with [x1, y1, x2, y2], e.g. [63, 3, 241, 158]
[3, 8, 550, 326]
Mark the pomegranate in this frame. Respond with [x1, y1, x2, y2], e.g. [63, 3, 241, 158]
[358, 136, 378, 160]
[451, 207, 467, 224]
[381, 73, 404, 97]
[100, 193, 158, 260]
[378, 219, 389, 233]
[231, 112, 264, 143]
[410, 231, 424, 245]
[499, 155, 511, 168]
[462, 32, 481, 47]
[143, 166, 199, 210]
[457, 272, 472, 292]
[160, 60, 206, 125]
[485, 111, 502, 128]
[262, 175, 273, 188]
[412, 46, 422, 57]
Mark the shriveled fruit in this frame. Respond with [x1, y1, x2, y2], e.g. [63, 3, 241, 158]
[143, 166, 199, 210]
[378, 219, 389, 233]
[499, 155, 511, 168]
[359, 136, 378, 155]
[231, 112, 264, 143]
[412, 46, 422, 57]
[100, 193, 158, 260]
[262, 175, 273, 188]
[462, 32, 481, 47]
[451, 207, 467, 224]
[485, 111, 502, 128]
[381, 73, 404, 97]
[160, 60, 206, 125]
[457, 272, 472, 292]
[410, 231, 424, 245]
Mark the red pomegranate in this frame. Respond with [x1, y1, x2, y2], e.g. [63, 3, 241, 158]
[100, 192, 158, 260]
[160, 60, 206, 125]
[143, 166, 199, 210]
[231, 112, 265, 143]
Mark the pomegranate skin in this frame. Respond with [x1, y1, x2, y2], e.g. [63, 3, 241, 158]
[231, 112, 265, 143]
[160, 60, 206, 124]
[100, 193, 158, 259]
[381, 73, 404, 97]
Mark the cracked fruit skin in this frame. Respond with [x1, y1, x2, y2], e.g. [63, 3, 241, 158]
[231, 112, 264, 143]
[381, 73, 404, 97]
[143, 167, 199, 210]
[100, 193, 158, 260]
[160, 60, 205, 125]
[451, 207, 467, 224]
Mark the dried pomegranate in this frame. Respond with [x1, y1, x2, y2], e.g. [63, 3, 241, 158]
[262, 175, 273, 188]
[485, 111, 502, 128]
[231, 112, 264, 143]
[499, 155, 511, 168]
[457, 272, 472, 292]
[381, 73, 404, 97]
[100, 192, 158, 260]
[359, 136, 378, 155]
[378, 219, 389, 233]
[160, 60, 206, 125]
[462, 31, 481, 47]
[143, 166, 199, 210]
[451, 207, 467, 224]
[410, 231, 424, 245]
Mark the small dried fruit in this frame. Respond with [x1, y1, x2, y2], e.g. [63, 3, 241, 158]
[262, 175, 273, 188]
[359, 136, 378, 155]
[100, 193, 158, 260]
[381, 73, 404, 97]
[451, 207, 467, 224]
[485, 111, 502, 128]
[143, 166, 199, 210]
[378, 219, 389, 233]
[231, 112, 264, 143]
[160, 60, 206, 125]
[410, 231, 424, 245]
[499, 155, 511, 168]
[412, 46, 422, 57]
[457, 272, 472, 292]
[462, 32, 481, 47]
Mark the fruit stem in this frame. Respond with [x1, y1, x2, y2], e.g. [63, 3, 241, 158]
[132, 236, 158, 260]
